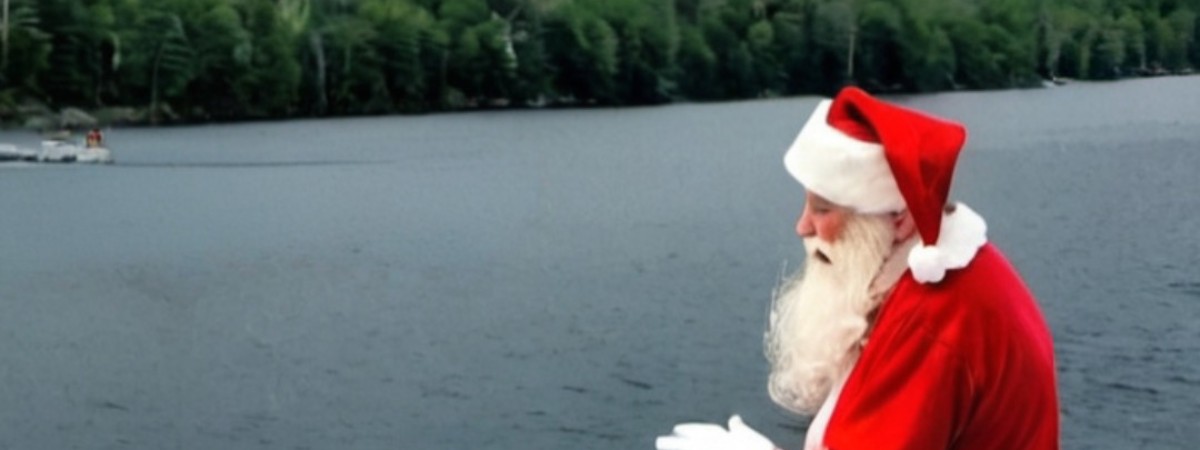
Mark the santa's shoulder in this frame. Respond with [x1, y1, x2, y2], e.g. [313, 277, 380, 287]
[884, 245, 1042, 344]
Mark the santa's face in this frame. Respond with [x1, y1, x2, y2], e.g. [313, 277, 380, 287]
[766, 210, 897, 415]
[795, 192, 851, 246]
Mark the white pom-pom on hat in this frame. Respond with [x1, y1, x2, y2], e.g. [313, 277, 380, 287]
[906, 202, 988, 284]
[908, 244, 946, 283]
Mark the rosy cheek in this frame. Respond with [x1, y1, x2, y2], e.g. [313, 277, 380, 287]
[814, 222, 830, 241]
[820, 217, 845, 242]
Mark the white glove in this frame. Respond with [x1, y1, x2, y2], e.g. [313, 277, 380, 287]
[656, 415, 777, 450]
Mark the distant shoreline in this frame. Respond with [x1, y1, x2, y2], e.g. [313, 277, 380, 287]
[3, 73, 1195, 131]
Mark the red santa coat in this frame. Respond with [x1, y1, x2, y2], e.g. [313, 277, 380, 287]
[824, 243, 1059, 450]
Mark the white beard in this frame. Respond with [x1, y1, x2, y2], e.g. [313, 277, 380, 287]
[765, 214, 896, 415]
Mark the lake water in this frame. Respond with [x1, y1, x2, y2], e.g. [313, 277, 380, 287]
[1, 76, 1198, 449]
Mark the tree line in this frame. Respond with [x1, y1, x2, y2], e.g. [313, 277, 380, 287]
[1, 0, 1196, 124]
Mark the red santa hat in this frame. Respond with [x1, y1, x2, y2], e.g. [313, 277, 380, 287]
[784, 87, 988, 284]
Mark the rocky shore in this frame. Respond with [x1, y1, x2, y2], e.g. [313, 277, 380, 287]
[0, 100, 161, 131]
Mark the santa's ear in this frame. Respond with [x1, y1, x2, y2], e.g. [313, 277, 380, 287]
[892, 210, 917, 244]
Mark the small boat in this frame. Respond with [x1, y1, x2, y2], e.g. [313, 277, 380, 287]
[35, 139, 114, 164]
[0, 143, 39, 162]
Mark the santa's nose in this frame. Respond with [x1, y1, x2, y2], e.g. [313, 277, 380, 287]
[796, 208, 816, 238]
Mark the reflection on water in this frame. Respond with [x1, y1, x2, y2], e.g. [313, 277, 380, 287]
[1, 76, 1199, 449]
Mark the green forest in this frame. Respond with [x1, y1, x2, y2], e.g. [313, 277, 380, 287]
[1, 0, 1197, 125]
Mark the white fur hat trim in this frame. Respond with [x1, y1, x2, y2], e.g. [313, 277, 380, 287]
[783, 100, 906, 214]
[906, 202, 988, 283]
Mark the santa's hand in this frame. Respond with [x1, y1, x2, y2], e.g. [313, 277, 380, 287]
[656, 415, 777, 450]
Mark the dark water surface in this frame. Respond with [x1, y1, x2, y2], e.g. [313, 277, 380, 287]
[2, 77, 1198, 449]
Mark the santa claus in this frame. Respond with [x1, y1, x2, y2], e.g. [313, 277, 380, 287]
[657, 87, 1059, 450]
